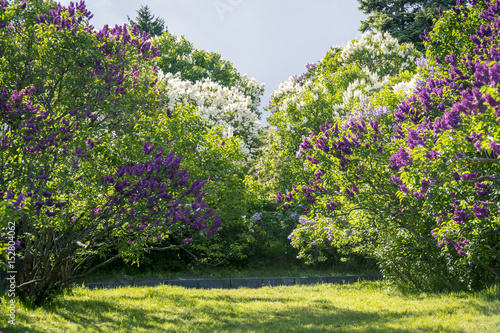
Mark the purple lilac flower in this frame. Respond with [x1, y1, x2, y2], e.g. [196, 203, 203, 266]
[305, 62, 317, 71]
[345, 189, 354, 198]
[452, 209, 469, 224]
[389, 147, 412, 170]
[277, 191, 283, 204]
[306, 155, 319, 164]
[416, 57, 429, 68]
[413, 191, 425, 199]
[207, 214, 222, 237]
[300, 139, 313, 150]
[86, 138, 95, 150]
[475, 182, 491, 196]
[142, 141, 155, 154]
[251, 213, 262, 221]
[490, 141, 500, 156]
[314, 169, 326, 181]
[473, 204, 490, 219]
[462, 173, 478, 180]
[326, 201, 341, 211]
[391, 175, 403, 185]
[407, 129, 425, 147]
[426, 150, 438, 160]
[400, 185, 409, 193]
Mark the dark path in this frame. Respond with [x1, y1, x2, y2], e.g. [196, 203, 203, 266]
[77, 274, 382, 290]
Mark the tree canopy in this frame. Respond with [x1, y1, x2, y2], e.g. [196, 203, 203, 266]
[128, 5, 166, 37]
[357, 0, 456, 51]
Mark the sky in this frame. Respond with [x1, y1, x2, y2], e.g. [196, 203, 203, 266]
[59, 0, 366, 126]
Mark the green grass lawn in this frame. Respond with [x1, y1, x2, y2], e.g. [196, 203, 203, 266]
[2, 281, 499, 332]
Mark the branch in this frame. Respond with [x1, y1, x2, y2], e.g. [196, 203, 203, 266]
[16, 278, 45, 289]
[487, 242, 500, 252]
[462, 175, 500, 184]
[146, 244, 185, 252]
[58, 254, 122, 285]
[394, 218, 435, 245]
[180, 246, 200, 261]
[464, 157, 500, 164]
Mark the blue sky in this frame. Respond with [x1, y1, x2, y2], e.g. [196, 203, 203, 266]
[59, 0, 366, 125]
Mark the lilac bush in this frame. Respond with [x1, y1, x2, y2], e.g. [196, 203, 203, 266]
[279, 0, 499, 290]
[0, 0, 220, 306]
[266, 30, 420, 199]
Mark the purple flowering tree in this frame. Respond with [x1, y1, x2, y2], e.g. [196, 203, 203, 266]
[0, 1, 221, 306]
[277, 0, 499, 290]
[394, 0, 500, 281]
[266, 30, 420, 195]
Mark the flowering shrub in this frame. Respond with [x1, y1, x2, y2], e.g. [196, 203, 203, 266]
[266, 31, 421, 192]
[153, 32, 265, 150]
[131, 102, 263, 265]
[157, 71, 261, 151]
[143, 31, 268, 264]
[277, 0, 500, 290]
[0, 0, 221, 305]
[153, 32, 264, 108]
[393, 0, 500, 282]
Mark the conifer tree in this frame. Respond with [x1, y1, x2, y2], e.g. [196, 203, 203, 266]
[128, 5, 166, 37]
[357, 0, 455, 51]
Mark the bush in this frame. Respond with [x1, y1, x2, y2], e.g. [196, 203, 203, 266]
[274, 0, 500, 290]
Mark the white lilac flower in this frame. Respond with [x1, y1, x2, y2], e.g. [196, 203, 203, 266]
[158, 70, 261, 151]
[392, 76, 417, 94]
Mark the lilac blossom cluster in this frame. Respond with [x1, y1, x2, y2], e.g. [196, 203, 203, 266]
[291, 62, 318, 85]
[101, 143, 222, 239]
[341, 99, 391, 127]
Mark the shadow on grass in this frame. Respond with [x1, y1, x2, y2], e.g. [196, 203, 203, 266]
[10, 287, 494, 333]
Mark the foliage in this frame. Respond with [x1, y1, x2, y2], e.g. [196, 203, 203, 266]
[127, 4, 166, 37]
[357, 0, 456, 51]
[152, 31, 265, 123]
[278, 0, 500, 291]
[131, 102, 264, 265]
[266, 31, 420, 202]
[0, 0, 222, 306]
[142, 30, 267, 267]
[156, 71, 261, 151]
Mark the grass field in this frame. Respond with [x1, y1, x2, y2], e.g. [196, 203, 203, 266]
[2, 281, 499, 332]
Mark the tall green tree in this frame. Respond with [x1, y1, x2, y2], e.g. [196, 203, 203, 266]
[128, 5, 166, 37]
[357, 0, 455, 51]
